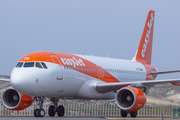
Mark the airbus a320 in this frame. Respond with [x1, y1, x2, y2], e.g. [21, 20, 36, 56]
[1, 10, 180, 117]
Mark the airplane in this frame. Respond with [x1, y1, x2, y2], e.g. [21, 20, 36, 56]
[1, 9, 180, 118]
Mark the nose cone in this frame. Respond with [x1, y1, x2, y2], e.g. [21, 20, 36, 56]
[10, 68, 27, 93]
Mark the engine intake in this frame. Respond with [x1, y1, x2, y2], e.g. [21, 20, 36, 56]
[2, 88, 33, 110]
[115, 87, 146, 112]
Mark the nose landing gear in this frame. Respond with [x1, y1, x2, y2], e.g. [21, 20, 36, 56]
[34, 109, 45, 117]
[33, 97, 65, 117]
[34, 97, 46, 117]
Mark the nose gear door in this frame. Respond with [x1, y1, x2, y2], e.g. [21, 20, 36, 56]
[50, 55, 63, 80]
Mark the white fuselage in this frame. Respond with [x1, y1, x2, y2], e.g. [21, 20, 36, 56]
[10, 53, 147, 100]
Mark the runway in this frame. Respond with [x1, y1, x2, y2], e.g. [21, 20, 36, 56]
[0, 117, 179, 120]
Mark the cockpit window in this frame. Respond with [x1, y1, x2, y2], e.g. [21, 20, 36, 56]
[41, 62, 48, 69]
[15, 62, 23, 68]
[24, 62, 34, 67]
[35, 62, 42, 68]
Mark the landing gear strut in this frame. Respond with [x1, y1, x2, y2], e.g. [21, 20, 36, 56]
[48, 98, 65, 117]
[34, 97, 45, 117]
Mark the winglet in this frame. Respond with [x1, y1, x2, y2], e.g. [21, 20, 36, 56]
[135, 10, 155, 65]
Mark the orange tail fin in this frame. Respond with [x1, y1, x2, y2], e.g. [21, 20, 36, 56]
[136, 10, 155, 65]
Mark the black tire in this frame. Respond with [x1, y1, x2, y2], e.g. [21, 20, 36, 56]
[57, 105, 65, 117]
[48, 105, 56, 117]
[121, 110, 127, 117]
[38, 109, 45, 117]
[130, 111, 137, 117]
[34, 109, 39, 117]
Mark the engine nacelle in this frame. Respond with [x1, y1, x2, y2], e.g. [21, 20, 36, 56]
[2, 88, 33, 110]
[115, 87, 146, 112]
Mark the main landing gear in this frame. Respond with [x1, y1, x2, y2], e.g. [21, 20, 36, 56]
[121, 110, 137, 117]
[33, 97, 65, 117]
[34, 97, 46, 117]
[48, 98, 65, 117]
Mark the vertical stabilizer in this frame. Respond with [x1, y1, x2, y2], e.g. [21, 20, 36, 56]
[136, 10, 155, 65]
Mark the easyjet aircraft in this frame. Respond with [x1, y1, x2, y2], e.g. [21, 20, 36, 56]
[1, 10, 180, 118]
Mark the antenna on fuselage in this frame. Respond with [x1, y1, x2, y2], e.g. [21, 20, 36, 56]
[41, 47, 43, 51]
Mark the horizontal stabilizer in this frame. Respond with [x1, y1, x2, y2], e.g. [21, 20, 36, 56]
[151, 70, 180, 75]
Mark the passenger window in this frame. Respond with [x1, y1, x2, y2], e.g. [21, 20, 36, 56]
[36, 62, 42, 68]
[15, 62, 23, 68]
[24, 62, 34, 67]
[41, 62, 48, 69]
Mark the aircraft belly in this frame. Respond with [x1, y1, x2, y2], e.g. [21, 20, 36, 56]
[74, 80, 115, 100]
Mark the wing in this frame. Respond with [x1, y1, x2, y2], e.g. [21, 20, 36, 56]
[0, 75, 10, 82]
[0, 78, 10, 82]
[96, 79, 180, 93]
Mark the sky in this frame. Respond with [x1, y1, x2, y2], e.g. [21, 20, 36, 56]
[0, 0, 180, 80]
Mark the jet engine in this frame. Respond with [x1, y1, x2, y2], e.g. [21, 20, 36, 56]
[2, 88, 33, 110]
[115, 87, 146, 112]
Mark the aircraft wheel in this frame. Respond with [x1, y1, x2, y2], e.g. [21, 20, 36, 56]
[121, 110, 127, 117]
[57, 105, 65, 117]
[38, 109, 45, 117]
[34, 109, 39, 117]
[48, 105, 56, 117]
[130, 111, 137, 117]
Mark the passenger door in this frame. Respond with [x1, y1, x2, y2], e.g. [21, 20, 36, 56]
[50, 55, 63, 80]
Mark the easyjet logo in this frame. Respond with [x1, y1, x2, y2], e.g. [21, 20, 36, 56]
[141, 13, 154, 58]
[61, 57, 86, 67]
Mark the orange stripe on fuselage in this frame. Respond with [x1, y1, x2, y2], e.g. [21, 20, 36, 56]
[19, 51, 119, 83]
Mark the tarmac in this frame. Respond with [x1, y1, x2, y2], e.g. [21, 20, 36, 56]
[0, 117, 179, 120]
